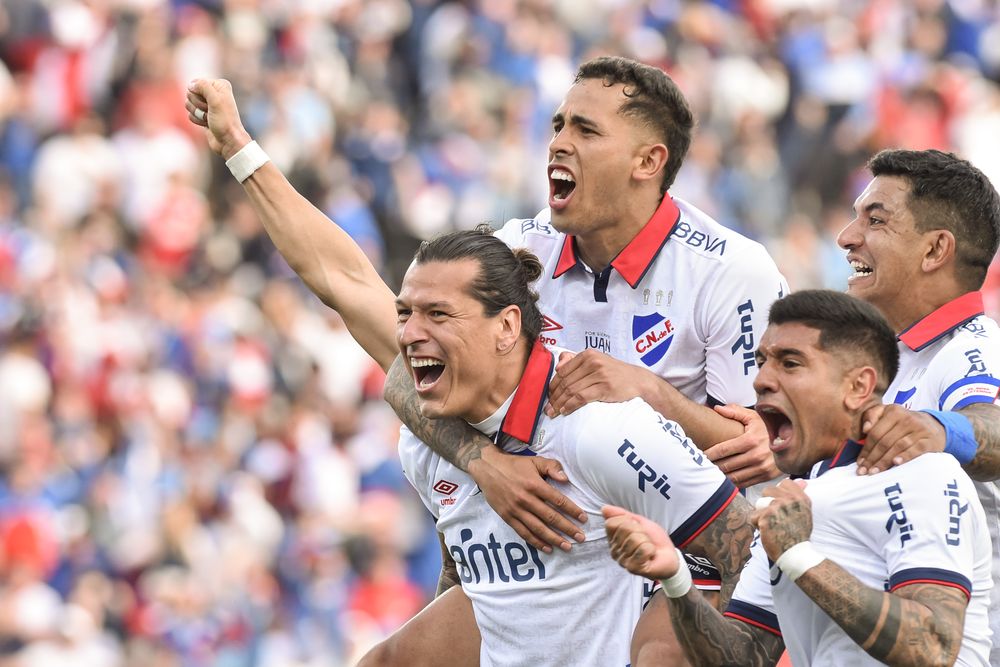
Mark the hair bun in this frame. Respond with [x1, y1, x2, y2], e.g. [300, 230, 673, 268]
[512, 247, 543, 283]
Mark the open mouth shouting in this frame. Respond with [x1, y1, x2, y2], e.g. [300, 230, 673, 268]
[549, 166, 577, 210]
[757, 403, 794, 454]
[410, 356, 446, 392]
[847, 256, 873, 285]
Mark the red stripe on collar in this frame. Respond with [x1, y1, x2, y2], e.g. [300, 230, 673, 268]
[897, 292, 984, 352]
[499, 341, 554, 444]
[551, 196, 681, 287]
[816, 439, 864, 477]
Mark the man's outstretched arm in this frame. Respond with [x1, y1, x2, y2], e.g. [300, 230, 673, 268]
[186, 78, 399, 370]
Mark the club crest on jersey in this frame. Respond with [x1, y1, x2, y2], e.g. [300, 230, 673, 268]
[632, 312, 674, 366]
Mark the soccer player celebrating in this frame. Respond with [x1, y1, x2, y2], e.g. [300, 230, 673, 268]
[717, 148, 1000, 662]
[186, 56, 785, 664]
[606, 290, 993, 666]
[389, 227, 753, 665]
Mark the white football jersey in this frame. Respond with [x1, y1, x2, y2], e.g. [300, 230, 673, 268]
[399, 343, 738, 666]
[886, 291, 1000, 664]
[493, 195, 788, 409]
[726, 443, 992, 666]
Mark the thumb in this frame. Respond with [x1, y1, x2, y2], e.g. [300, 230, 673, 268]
[714, 403, 757, 425]
[534, 455, 569, 482]
[601, 505, 631, 520]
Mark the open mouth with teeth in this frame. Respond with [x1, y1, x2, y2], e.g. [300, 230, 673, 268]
[757, 405, 794, 452]
[848, 259, 873, 282]
[410, 357, 446, 390]
[549, 167, 576, 207]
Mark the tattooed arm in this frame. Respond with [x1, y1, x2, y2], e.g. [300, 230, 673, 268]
[384, 356, 587, 553]
[604, 505, 784, 667]
[795, 562, 967, 666]
[961, 402, 1000, 481]
[681, 494, 754, 610]
[858, 401, 1000, 481]
[436, 532, 462, 597]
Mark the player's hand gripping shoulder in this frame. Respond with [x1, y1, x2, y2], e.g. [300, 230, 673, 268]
[755, 480, 969, 667]
[384, 357, 587, 554]
[603, 504, 783, 667]
[859, 402, 1000, 481]
[704, 404, 782, 488]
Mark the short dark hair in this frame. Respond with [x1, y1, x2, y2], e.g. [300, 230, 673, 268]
[769, 290, 899, 392]
[575, 56, 694, 195]
[869, 149, 1000, 290]
[414, 225, 543, 344]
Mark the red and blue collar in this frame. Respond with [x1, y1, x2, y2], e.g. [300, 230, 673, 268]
[897, 291, 984, 352]
[498, 341, 555, 444]
[552, 196, 681, 288]
[814, 440, 864, 477]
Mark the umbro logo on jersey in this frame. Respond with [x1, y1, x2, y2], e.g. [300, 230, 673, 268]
[541, 315, 563, 332]
[632, 312, 675, 367]
[433, 479, 459, 495]
[540, 315, 562, 345]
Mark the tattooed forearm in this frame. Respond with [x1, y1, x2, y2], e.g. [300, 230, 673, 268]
[795, 561, 967, 666]
[436, 533, 462, 597]
[384, 356, 495, 471]
[667, 587, 784, 667]
[962, 403, 1000, 481]
[684, 495, 754, 610]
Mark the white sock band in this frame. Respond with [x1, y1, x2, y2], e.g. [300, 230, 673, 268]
[226, 140, 270, 183]
[659, 549, 693, 598]
[775, 541, 825, 582]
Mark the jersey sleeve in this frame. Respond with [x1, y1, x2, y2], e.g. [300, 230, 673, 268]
[926, 334, 1000, 411]
[699, 245, 788, 407]
[880, 457, 978, 600]
[396, 425, 440, 519]
[571, 399, 739, 549]
[724, 535, 782, 637]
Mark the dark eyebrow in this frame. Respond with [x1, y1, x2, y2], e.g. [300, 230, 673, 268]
[394, 299, 454, 311]
[862, 202, 890, 215]
[551, 112, 599, 131]
[756, 346, 806, 361]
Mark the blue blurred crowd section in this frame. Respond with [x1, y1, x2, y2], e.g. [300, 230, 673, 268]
[0, 0, 999, 665]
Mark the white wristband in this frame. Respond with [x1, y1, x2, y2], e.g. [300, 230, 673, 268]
[659, 549, 693, 598]
[775, 541, 825, 582]
[225, 140, 270, 183]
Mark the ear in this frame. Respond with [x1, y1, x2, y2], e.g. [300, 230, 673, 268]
[921, 229, 956, 275]
[843, 366, 878, 412]
[633, 143, 668, 185]
[496, 304, 522, 355]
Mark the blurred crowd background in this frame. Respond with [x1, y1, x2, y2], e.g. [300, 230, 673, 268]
[1, 0, 1000, 665]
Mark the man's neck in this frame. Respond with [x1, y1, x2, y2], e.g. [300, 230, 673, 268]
[882, 281, 966, 334]
[575, 196, 660, 270]
[463, 345, 532, 425]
